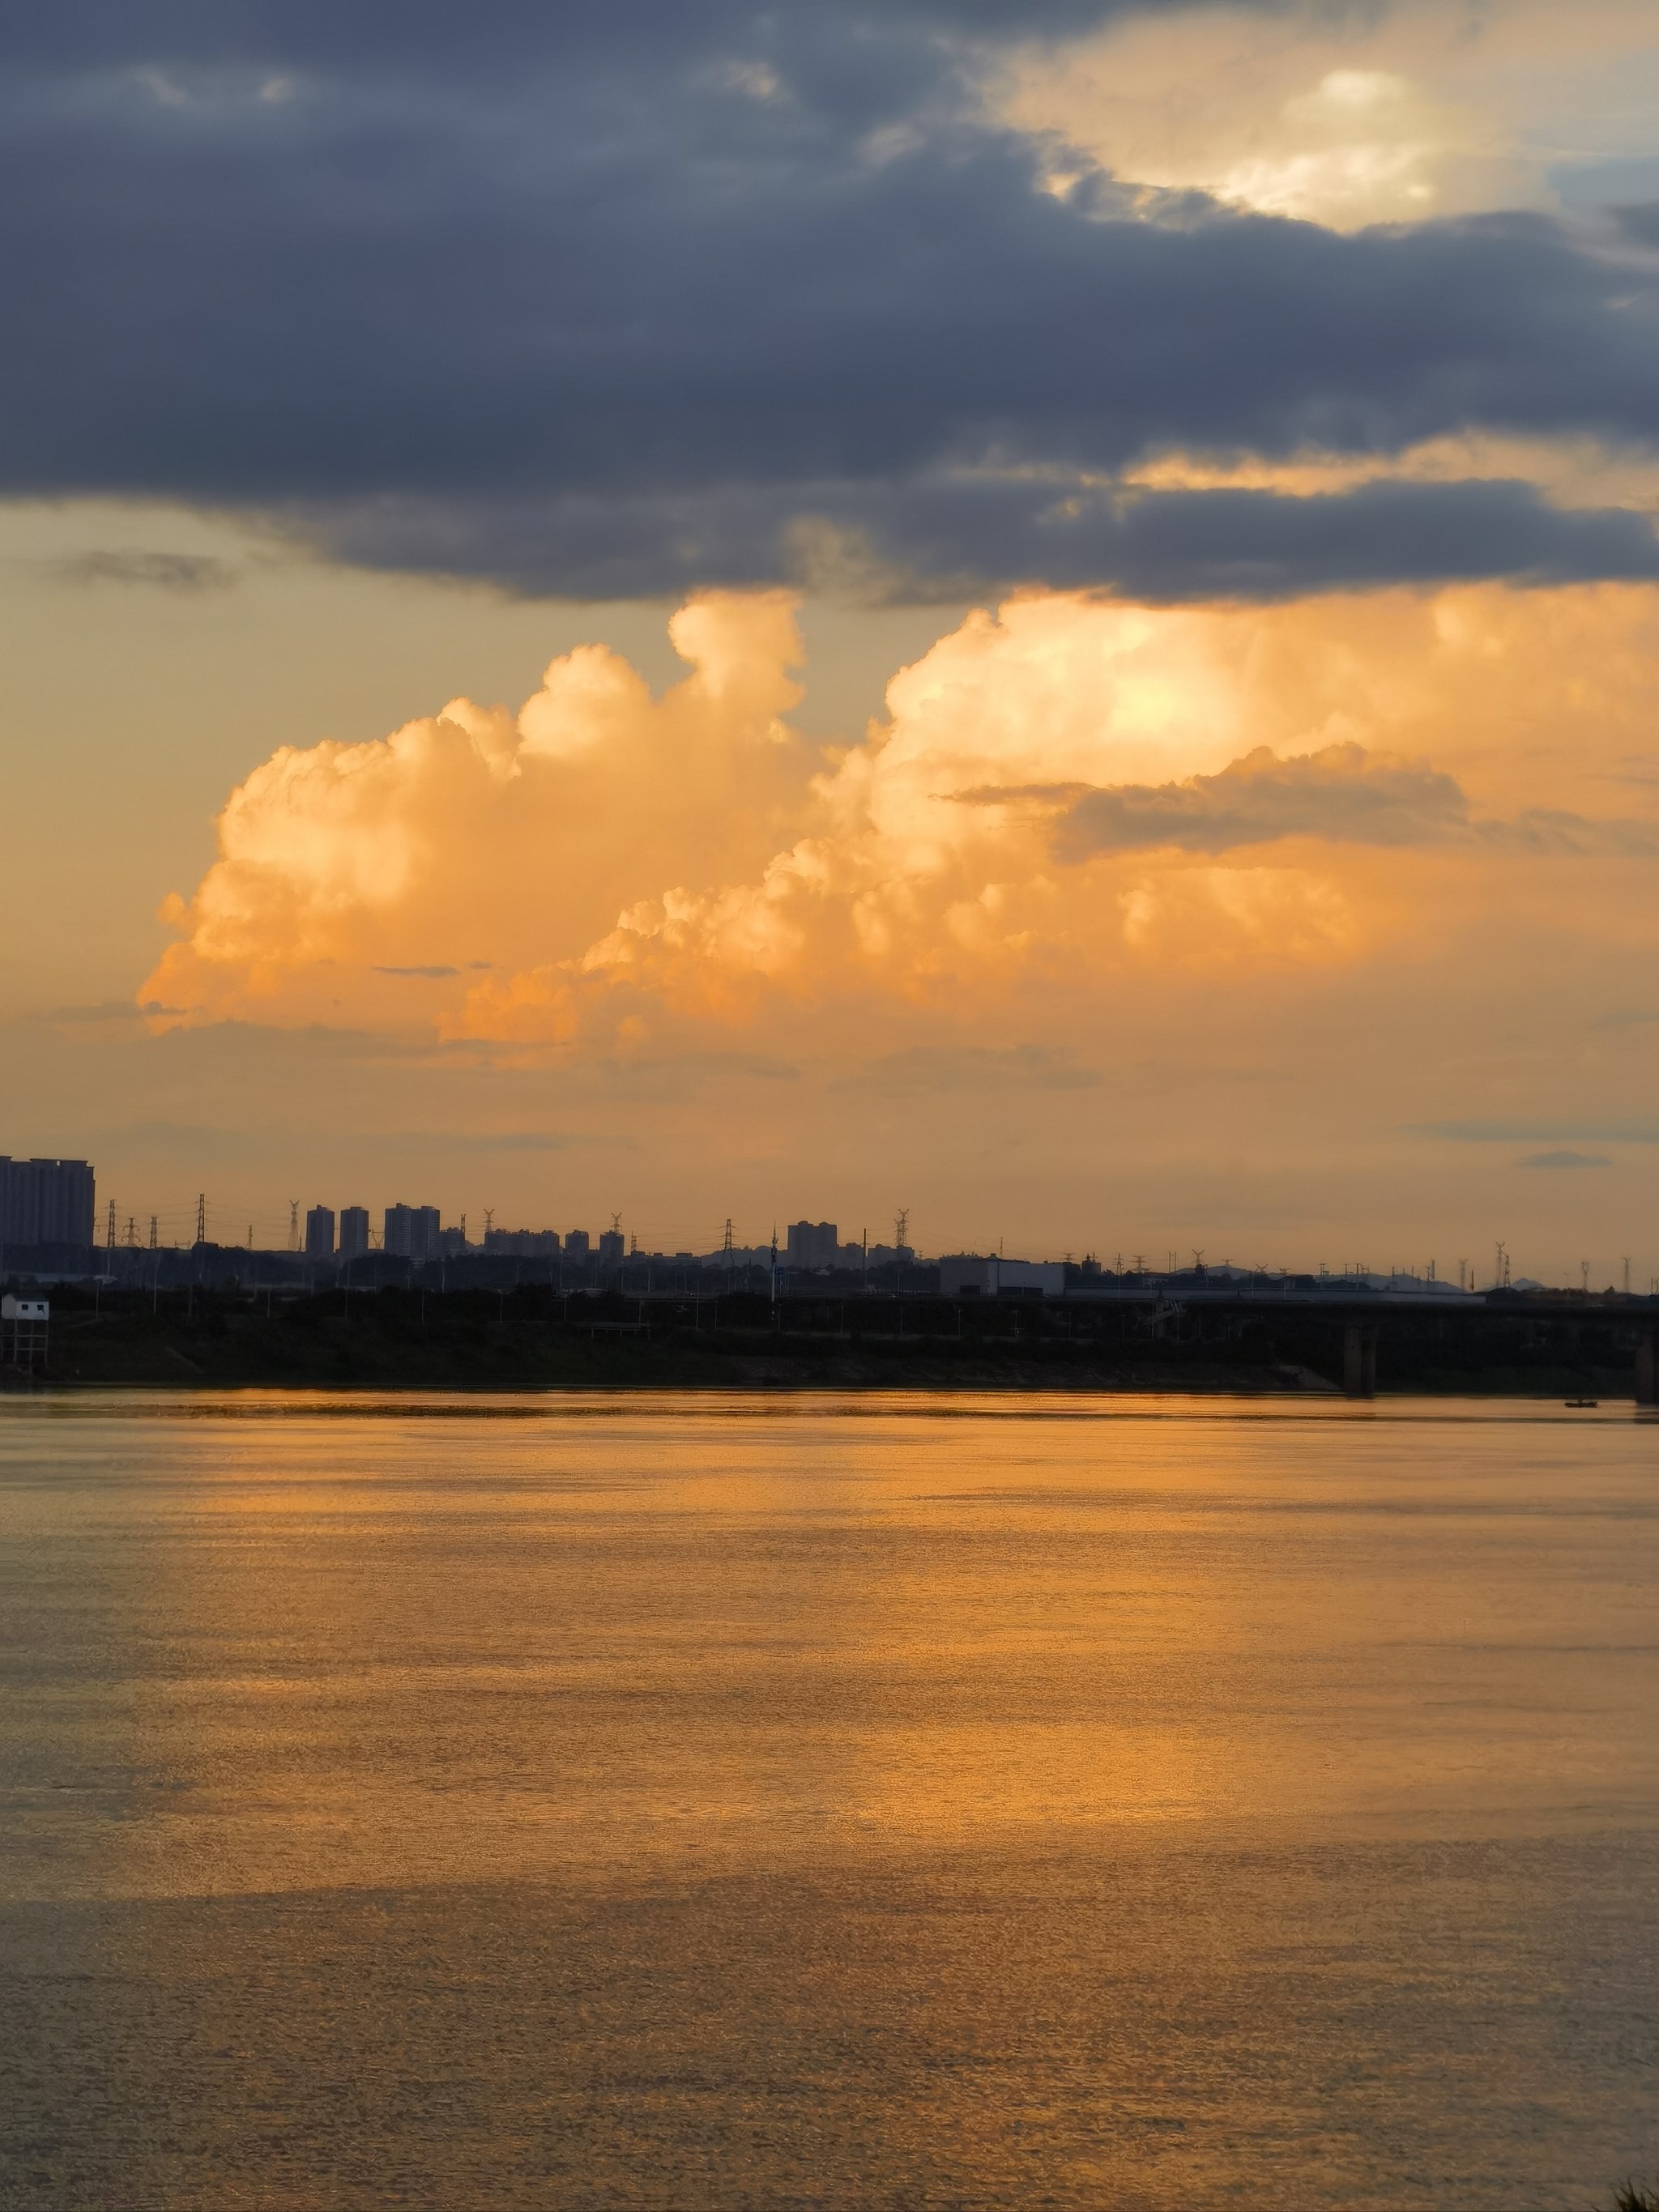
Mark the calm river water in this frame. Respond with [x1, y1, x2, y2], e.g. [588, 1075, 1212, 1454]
[2, 1391, 1656, 2210]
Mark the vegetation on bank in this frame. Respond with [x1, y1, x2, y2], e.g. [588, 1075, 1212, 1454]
[0, 1280, 1639, 1395]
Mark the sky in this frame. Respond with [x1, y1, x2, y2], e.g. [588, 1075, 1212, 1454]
[6, 0, 1659, 1276]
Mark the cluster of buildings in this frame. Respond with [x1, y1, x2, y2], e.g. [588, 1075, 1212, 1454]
[304, 1204, 627, 1267]
[297, 1208, 913, 1276]
[785, 1221, 912, 1271]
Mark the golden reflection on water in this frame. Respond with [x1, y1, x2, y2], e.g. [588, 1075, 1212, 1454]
[4, 1391, 1657, 1902]
[5, 1392, 1659, 2212]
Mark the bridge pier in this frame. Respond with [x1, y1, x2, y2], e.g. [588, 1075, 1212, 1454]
[1343, 1324, 1379, 1399]
[1636, 1330, 1659, 1406]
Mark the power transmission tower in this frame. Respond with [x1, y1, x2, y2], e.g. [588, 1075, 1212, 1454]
[105, 1200, 117, 1251]
[194, 1193, 207, 1247]
[288, 1200, 300, 1252]
[893, 1208, 909, 1252]
[148, 1216, 157, 1250]
[723, 1217, 734, 1285]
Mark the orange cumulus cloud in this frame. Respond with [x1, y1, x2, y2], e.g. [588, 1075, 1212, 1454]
[143, 582, 1659, 1056]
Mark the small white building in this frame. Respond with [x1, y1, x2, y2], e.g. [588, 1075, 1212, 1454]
[2, 1294, 49, 1375]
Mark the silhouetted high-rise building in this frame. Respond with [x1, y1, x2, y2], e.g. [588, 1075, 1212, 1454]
[338, 1206, 370, 1259]
[384, 1204, 441, 1260]
[0, 1157, 96, 1248]
[597, 1228, 625, 1267]
[787, 1221, 839, 1270]
[305, 1205, 335, 1260]
[564, 1229, 590, 1257]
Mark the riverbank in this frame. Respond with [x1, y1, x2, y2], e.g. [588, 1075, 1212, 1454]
[2, 1282, 1636, 1396]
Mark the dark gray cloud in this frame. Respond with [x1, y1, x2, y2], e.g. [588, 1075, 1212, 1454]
[1027, 744, 1659, 859]
[1480, 809, 1659, 855]
[1053, 744, 1469, 855]
[1518, 1149, 1611, 1169]
[1611, 203, 1659, 248]
[7, 2, 1659, 599]
[54, 548, 235, 590]
[301, 476, 1659, 603]
[1416, 1119, 1659, 1144]
[390, 1129, 594, 1153]
[842, 1045, 1102, 1095]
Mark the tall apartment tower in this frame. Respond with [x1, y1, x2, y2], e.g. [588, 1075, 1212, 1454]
[596, 1228, 625, 1267]
[384, 1204, 441, 1260]
[304, 1206, 335, 1260]
[0, 1158, 96, 1249]
[787, 1221, 839, 1271]
[338, 1206, 370, 1259]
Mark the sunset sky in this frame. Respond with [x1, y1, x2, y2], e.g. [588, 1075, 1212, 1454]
[7, 0, 1659, 1275]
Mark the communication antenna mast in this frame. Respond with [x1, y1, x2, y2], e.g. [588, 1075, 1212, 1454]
[194, 1193, 207, 1247]
[288, 1200, 300, 1252]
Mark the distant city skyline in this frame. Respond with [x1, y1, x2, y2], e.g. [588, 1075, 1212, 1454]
[3, 1153, 1648, 1296]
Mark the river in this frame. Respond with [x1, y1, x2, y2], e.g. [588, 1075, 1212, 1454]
[2, 1391, 1655, 2209]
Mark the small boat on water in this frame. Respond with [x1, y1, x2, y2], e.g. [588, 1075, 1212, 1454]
[1565, 1397, 1598, 1408]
